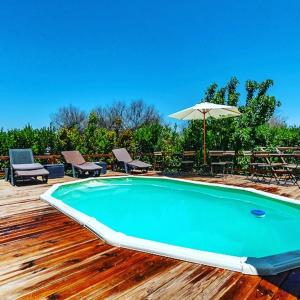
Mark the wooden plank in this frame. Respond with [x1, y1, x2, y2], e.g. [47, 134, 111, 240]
[190, 269, 238, 299]
[17, 249, 145, 299]
[217, 274, 262, 300]
[0, 212, 68, 233]
[0, 208, 60, 227]
[2, 239, 111, 287]
[204, 271, 243, 299]
[111, 261, 193, 299]
[244, 272, 289, 300]
[163, 267, 228, 300]
[0, 224, 86, 258]
[0, 228, 95, 276]
[0, 241, 115, 298]
[76, 255, 179, 299]
[271, 290, 298, 300]
[138, 264, 213, 299]
[0, 216, 76, 244]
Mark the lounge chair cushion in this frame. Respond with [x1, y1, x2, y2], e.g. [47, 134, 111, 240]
[127, 160, 151, 168]
[113, 148, 152, 172]
[15, 168, 49, 177]
[62, 151, 86, 165]
[73, 162, 102, 171]
[12, 163, 44, 171]
[112, 148, 133, 163]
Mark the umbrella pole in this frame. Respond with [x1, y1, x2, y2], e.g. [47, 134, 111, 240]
[203, 112, 207, 165]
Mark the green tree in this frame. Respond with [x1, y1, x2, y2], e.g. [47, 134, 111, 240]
[51, 105, 86, 131]
[56, 127, 84, 153]
[226, 76, 240, 106]
[203, 83, 218, 102]
[84, 112, 99, 154]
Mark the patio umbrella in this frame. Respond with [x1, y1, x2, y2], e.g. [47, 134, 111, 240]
[169, 102, 241, 164]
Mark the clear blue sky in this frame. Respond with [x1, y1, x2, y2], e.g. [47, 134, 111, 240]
[0, 0, 299, 129]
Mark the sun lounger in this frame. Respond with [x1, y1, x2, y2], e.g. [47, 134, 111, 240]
[61, 151, 102, 178]
[9, 149, 49, 186]
[112, 148, 151, 173]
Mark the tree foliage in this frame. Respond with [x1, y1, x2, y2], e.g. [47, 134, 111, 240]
[183, 77, 284, 153]
[51, 105, 86, 131]
[0, 79, 299, 171]
[93, 99, 160, 131]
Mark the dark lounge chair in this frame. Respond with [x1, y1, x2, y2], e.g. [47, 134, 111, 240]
[62, 151, 102, 178]
[112, 148, 151, 173]
[9, 149, 49, 186]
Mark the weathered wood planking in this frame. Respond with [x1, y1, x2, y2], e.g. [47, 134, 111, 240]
[0, 174, 300, 299]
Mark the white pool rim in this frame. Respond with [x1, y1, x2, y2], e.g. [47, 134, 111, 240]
[40, 175, 300, 275]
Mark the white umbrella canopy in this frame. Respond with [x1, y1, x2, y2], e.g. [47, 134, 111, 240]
[169, 102, 242, 164]
[168, 102, 241, 120]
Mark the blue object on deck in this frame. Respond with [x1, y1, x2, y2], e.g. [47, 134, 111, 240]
[44, 164, 65, 179]
[251, 209, 265, 217]
[95, 162, 107, 174]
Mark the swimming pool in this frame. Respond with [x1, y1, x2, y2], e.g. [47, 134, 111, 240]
[41, 176, 300, 275]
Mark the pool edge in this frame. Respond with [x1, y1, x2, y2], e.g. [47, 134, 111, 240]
[40, 175, 300, 276]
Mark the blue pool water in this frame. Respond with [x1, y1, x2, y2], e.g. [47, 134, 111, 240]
[52, 177, 300, 258]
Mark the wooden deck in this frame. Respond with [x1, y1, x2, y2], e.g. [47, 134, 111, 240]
[1, 173, 300, 299]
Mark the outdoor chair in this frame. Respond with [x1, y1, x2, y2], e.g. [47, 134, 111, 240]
[249, 151, 274, 183]
[275, 147, 289, 165]
[282, 150, 300, 169]
[249, 150, 297, 185]
[112, 148, 151, 174]
[180, 151, 196, 173]
[272, 165, 299, 187]
[61, 151, 102, 178]
[265, 150, 299, 186]
[222, 151, 235, 175]
[281, 151, 300, 187]
[209, 151, 231, 177]
[9, 149, 49, 186]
